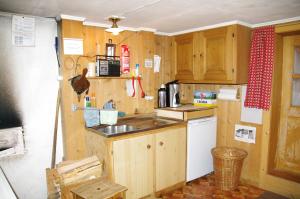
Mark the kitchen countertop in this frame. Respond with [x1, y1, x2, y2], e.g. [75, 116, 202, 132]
[86, 114, 185, 138]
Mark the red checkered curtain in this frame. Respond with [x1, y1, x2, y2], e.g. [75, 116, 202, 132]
[244, 26, 275, 110]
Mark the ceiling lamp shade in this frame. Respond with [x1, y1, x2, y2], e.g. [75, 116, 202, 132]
[105, 17, 123, 35]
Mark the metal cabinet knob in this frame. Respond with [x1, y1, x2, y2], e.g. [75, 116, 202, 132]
[147, 144, 151, 149]
[159, 141, 164, 146]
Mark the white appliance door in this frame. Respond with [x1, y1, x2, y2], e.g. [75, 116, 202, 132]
[186, 116, 216, 181]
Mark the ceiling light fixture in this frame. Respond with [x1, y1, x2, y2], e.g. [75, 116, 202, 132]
[105, 17, 124, 35]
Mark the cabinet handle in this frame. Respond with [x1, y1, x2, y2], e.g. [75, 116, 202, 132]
[147, 144, 151, 149]
[199, 53, 203, 57]
[159, 141, 164, 146]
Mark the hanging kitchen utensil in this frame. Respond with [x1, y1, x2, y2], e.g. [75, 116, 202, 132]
[132, 75, 136, 97]
[137, 76, 145, 98]
[69, 68, 90, 101]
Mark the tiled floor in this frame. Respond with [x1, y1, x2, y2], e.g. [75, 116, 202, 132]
[161, 174, 288, 199]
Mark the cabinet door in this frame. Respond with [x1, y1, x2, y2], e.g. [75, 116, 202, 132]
[200, 26, 234, 81]
[113, 135, 154, 199]
[175, 33, 195, 80]
[155, 126, 186, 191]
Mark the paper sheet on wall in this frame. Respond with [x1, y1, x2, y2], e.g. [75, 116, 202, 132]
[63, 38, 83, 55]
[12, 15, 35, 46]
[154, 55, 161, 73]
[144, 59, 153, 68]
[234, 124, 256, 144]
[241, 85, 263, 124]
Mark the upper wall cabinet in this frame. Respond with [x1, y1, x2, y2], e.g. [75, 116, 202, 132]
[174, 33, 195, 80]
[175, 25, 251, 84]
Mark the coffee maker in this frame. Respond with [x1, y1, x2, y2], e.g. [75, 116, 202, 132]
[165, 80, 181, 107]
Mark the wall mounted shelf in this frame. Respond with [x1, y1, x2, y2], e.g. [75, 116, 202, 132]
[87, 76, 141, 80]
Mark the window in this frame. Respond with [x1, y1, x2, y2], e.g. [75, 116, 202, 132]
[292, 46, 300, 106]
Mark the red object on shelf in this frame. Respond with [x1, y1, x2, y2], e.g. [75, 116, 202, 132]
[121, 45, 130, 74]
[132, 76, 135, 97]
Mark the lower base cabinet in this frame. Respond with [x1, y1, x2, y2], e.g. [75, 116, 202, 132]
[112, 125, 186, 199]
[155, 127, 186, 191]
[113, 134, 154, 199]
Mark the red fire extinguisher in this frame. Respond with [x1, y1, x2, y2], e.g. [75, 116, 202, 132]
[120, 44, 130, 74]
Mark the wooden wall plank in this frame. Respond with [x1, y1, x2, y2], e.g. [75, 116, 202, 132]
[60, 20, 86, 160]
[60, 20, 157, 160]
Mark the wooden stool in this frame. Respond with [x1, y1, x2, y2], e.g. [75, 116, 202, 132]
[71, 177, 127, 199]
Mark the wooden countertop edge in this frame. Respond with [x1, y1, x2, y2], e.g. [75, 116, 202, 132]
[86, 121, 187, 141]
[155, 106, 216, 112]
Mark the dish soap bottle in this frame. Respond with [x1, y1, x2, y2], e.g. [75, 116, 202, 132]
[90, 93, 96, 107]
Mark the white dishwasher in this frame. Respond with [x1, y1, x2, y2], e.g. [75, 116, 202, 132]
[186, 116, 217, 182]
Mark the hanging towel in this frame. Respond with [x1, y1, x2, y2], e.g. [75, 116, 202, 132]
[244, 26, 275, 110]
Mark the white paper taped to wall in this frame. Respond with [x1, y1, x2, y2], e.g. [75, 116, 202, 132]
[234, 124, 256, 144]
[144, 59, 153, 68]
[63, 38, 83, 55]
[241, 85, 262, 124]
[12, 15, 35, 46]
[154, 55, 161, 73]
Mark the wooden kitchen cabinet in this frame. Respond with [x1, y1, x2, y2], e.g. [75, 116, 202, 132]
[176, 24, 251, 84]
[86, 124, 187, 199]
[174, 33, 196, 80]
[155, 126, 186, 191]
[113, 134, 154, 199]
[196, 26, 234, 82]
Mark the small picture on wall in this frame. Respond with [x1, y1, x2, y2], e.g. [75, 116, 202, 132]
[234, 124, 256, 144]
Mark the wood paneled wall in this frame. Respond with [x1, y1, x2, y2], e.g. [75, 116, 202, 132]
[60, 20, 156, 160]
[177, 29, 300, 197]
[59, 19, 300, 197]
[154, 36, 175, 107]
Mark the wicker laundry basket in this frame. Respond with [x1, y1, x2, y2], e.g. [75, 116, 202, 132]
[211, 147, 248, 191]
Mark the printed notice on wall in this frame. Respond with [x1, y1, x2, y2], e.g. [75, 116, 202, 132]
[63, 38, 83, 55]
[234, 124, 256, 144]
[12, 15, 35, 46]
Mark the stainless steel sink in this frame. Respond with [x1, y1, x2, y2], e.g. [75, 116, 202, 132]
[93, 116, 180, 137]
[97, 124, 138, 135]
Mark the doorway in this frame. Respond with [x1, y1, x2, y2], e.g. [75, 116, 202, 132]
[268, 34, 300, 182]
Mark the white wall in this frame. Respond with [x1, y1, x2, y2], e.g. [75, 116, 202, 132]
[0, 12, 63, 199]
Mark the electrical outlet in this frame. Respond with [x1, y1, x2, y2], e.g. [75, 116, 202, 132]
[234, 124, 256, 144]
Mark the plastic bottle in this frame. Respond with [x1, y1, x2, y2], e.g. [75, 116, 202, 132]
[135, 64, 139, 77]
[90, 93, 96, 107]
[121, 45, 130, 74]
[84, 96, 91, 107]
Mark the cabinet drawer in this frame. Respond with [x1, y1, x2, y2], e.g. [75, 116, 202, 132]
[156, 108, 215, 121]
[184, 109, 214, 120]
